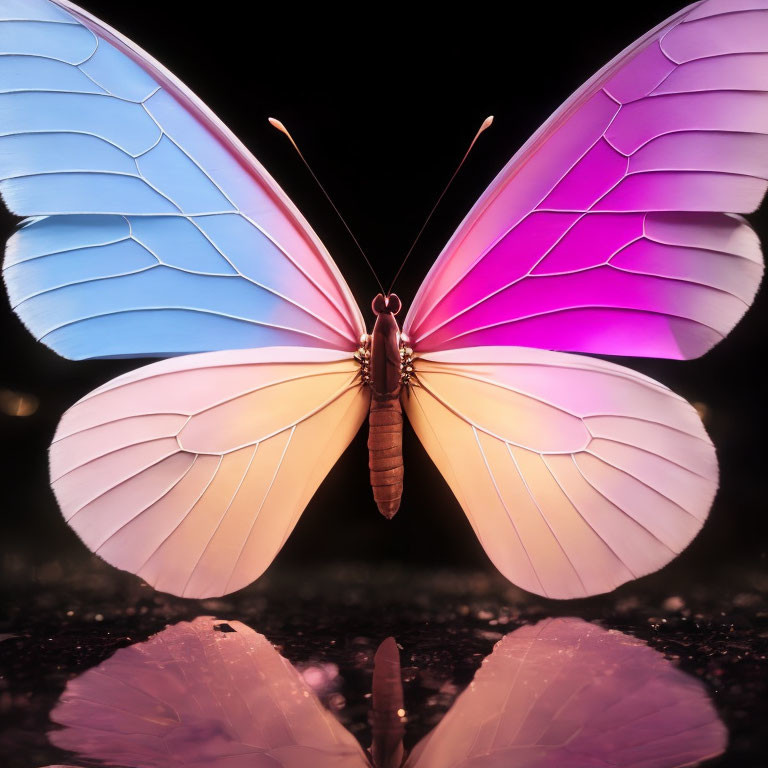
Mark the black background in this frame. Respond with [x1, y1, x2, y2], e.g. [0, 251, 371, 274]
[1, 0, 766, 587]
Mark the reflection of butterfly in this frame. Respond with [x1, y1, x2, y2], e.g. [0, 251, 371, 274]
[46, 616, 726, 768]
[2, 0, 765, 598]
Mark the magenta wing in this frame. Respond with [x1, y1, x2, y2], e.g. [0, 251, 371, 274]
[404, 0, 765, 359]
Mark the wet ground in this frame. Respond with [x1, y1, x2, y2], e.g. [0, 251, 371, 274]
[1, 557, 767, 768]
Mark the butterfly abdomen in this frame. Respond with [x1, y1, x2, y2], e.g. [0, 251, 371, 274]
[367, 294, 404, 519]
[369, 397, 404, 519]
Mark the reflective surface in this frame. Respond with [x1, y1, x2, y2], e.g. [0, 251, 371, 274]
[1, 561, 766, 767]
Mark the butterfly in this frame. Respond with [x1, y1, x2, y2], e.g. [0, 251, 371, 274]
[1, 0, 765, 599]
[45, 615, 726, 768]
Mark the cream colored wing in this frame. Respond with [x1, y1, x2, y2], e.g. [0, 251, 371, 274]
[50, 616, 370, 768]
[403, 347, 717, 599]
[50, 347, 369, 598]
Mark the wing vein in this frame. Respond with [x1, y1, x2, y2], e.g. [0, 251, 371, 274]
[180, 444, 259, 597]
[571, 453, 684, 543]
[541, 454, 638, 579]
[93, 454, 199, 553]
[471, 427, 547, 596]
[135, 453, 223, 575]
[506, 444, 589, 595]
[224, 426, 296, 594]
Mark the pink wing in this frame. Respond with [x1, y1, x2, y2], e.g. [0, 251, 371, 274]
[404, 0, 765, 359]
[403, 347, 716, 599]
[49, 616, 369, 768]
[50, 348, 369, 598]
[406, 617, 726, 768]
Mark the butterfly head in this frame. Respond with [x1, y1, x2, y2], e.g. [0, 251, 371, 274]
[372, 293, 402, 316]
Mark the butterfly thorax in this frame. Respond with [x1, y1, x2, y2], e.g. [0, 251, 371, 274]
[370, 295, 402, 398]
[362, 294, 407, 519]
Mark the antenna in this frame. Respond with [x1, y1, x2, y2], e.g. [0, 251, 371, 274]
[387, 115, 494, 294]
[268, 117, 385, 295]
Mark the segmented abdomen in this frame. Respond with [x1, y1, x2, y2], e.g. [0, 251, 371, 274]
[368, 396, 403, 519]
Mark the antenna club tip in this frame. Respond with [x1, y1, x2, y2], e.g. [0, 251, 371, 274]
[481, 115, 494, 129]
[268, 116, 284, 128]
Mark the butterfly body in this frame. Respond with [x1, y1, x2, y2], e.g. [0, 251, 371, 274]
[369, 636, 406, 768]
[366, 293, 406, 519]
[1, 0, 765, 600]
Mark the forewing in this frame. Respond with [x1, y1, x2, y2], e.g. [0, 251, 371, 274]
[403, 347, 717, 599]
[404, 0, 765, 359]
[405, 617, 726, 768]
[0, 0, 364, 358]
[49, 348, 369, 597]
[50, 616, 370, 768]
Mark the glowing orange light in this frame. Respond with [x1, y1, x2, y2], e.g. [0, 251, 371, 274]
[0, 388, 39, 417]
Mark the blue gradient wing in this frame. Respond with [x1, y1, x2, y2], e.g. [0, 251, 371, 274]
[1, 0, 364, 358]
